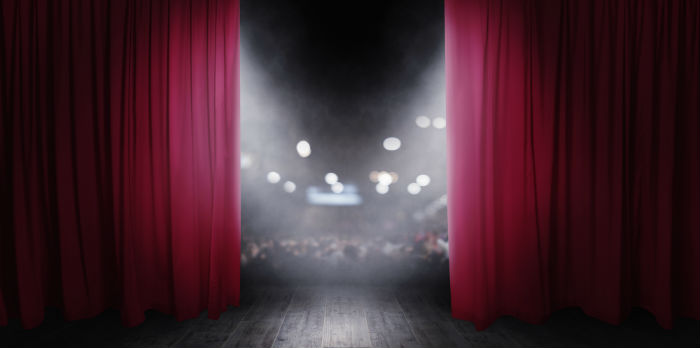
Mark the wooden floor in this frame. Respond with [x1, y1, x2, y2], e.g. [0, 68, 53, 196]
[1, 286, 698, 347]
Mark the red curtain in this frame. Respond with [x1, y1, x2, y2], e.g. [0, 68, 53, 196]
[0, 0, 240, 328]
[446, 0, 699, 330]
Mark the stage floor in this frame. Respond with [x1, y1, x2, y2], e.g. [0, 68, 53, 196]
[1, 286, 698, 347]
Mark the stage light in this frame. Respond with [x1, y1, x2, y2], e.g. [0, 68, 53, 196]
[407, 183, 421, 195]
[416, 115, 431, 128]
[416, 174, 431, 186]
[331, 182, 344, 194]
[296, 140, 311, 158]
[325, 172, 338, 185]
[283, 181, 296, 193]
[382, 137, 401, 151]
[369, 171, 379, 183]
[432, 117, 446, 129]
[377, 172, 393, 186]
[241, 153, 253, 169]
[376, 183, 389, 194]
[267, 171, 281, 184]
[306, 185, 362, 206]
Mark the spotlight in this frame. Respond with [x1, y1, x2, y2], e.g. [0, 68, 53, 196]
[432, 117, 446, 129]
[376, 183, 389, 194]
[407, 183, 421, 195]
[283, 181, 296, 193]
[267, 171, 281, 184]
[369, 171, 379, 183]
[377, 172, 393, 186]
[331, 182, 344, 194]
[415, 115, 431, 128]
[296, 140, 311, 158]
[416, 174, 431, 186]
[382, 137, 401, 151]
[325, 172, 338, 185]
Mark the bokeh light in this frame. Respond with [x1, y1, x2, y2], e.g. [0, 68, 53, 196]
[283, 181, 296, 193]
[382, 137, 401, 151]
[415, 115, 431, 128]
[377, 171, 393, 186]
[376, 183, 389, 194]
[390, 172, 399, 183]
[296, 140, 311, 158]
[369, 171, 379, 183]
[331, 182, 344, 193]
[325, 172, 338, 185]
[432, 117, 446, 129]
[267, 171, 281, 184]
[416, 174, 431, 186]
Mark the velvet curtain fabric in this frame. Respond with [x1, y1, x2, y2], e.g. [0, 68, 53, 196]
[446, 0, 699, 330]
[0, 0, 240, 328]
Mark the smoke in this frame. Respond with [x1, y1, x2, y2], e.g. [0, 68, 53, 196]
[239, 0, 448, 286]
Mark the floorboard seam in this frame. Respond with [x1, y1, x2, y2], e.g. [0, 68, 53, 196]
[270, 286, 298, 348]
[321, 289, 328, 348]
[392, 290, 420, 348]
[221, 289, 265, 348]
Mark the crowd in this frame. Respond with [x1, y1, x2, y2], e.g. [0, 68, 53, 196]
[240, 229, 449, 285]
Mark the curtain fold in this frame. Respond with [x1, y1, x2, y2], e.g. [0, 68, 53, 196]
[0, 0, 240, 328]
[446, 0, 699, 330]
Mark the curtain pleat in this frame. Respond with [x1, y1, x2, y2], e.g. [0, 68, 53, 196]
[0, 0, 240, 328]
[446, 0, 699, 330]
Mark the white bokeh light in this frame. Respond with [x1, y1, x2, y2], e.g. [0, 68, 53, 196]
[432, 117, 446, 129]
[382, 137, 401, 151]
[415, 115, 431, 128]
[325, 172, 338, 185]
[407, 183, 421, 195]
[377, 172, 393, 186]
[283, 181, 296, 193]
[296, 140, 311, 158]
[331, 182, 344, 194]
[416, 174, 431, 187]
[376, 183, 389, 194]
[266, 171, 281, 184]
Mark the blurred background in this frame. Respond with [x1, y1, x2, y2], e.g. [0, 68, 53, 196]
[240, 0, 447, 286]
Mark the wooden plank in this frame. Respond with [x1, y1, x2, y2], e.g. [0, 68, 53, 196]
[114, 311, 192, 348]
[222, 288, 294, 348]
[394, 290, 469, 348]
[323, 287, 371, 348]
[362, 287, 420, 348]
[244, 288, 295, 322]
[496, 316, 584, 348]
[364, 287, 404, 314]
[174, 308, 250, 347]
[174, 290, 258, 348]
[273, 310, 325, 348]
[273, 288, 325, 348]
[222, 319, 284, 348]
[451, 319, 523, 348]
[417, 290, 522, 348]
[366, 310, 421, 348]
